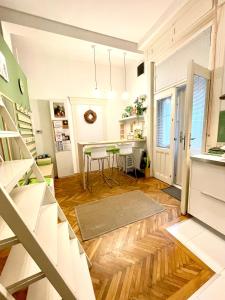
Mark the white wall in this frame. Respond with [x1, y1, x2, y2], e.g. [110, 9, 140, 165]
[127, 62, 147, 101]
[155, 28, 211, 91]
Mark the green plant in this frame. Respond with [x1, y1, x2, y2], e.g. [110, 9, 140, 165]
[124, 105, 133, 115]
[134, 95, 147, 116]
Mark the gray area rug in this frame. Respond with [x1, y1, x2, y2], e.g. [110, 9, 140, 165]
[75, 190, 165, 241]
[161, 186, 181, 201]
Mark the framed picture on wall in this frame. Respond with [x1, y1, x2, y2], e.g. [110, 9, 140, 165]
[0, 51, 9, 82]
[50, 100, 68, 120]
[53, 102, 66, 118]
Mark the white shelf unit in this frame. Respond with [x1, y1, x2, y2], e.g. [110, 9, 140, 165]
[119, 115, 144, 122]
[0, 97, 95, 300]
[49, 99, 75, 178]
[119, 115, 145, 140]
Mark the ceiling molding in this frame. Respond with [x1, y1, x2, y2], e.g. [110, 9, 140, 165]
[0, 6, 142, 54]
[138, 0, 190, 50]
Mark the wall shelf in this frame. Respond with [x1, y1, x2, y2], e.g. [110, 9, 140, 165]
[119, 115, 144, 122]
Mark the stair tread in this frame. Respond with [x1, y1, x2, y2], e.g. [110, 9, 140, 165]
[0, 243, 41, 288]
[0, 159, 34, 192]
[0, 131, 20, 138]
[57, 222, 76, 292]
[27, 278, 61, 300]
[36, 203, 58, 264]
[70, 239, 95, 300]
[0, 203, 57, 288]
[0, 183, 46, 242]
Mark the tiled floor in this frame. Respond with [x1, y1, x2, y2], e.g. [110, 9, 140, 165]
[167, 218, 225, 299]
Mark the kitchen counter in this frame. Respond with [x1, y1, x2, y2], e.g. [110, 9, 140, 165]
[77, 138, 146, 189]
[191, 153, 225, 166]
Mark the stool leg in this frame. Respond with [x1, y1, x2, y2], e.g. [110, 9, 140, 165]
[86, 155, 92, 192]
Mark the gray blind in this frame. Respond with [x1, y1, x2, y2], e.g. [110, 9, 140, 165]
[156, 97, 171, 148]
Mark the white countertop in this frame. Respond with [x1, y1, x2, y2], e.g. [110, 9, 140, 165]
[191, 154, 225, 166]
[77, 138, 146, 146]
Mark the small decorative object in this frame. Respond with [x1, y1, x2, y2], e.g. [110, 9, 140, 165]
[0, 51, 9, 82]
[84, 109, 97, 124]
[53, 102, 66, 118]
[134, 128, 143, 139]
[18, 78, 24, 94]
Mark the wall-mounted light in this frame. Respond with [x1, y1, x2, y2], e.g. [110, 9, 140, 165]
[107, 49, 116, 100]
[92, 45, 101, 98]
[122, 52, 129, 100]
[220, 94, 225, 100]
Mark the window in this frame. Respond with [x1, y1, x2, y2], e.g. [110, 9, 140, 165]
[157, 97, 171, 148]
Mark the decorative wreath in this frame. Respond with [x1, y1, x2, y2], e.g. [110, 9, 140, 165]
[84, 109, 97, 124]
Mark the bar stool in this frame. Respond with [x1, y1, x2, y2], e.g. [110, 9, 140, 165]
[85, 146, 112, 190]
[118, 144, 137, 179]
[106, 145, 120, 173]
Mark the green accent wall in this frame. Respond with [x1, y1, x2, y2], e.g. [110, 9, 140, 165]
[218, 110, 225, 142]
[0, 34, 30, 110]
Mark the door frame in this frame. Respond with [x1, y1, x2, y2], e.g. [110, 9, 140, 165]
[181, 60, 211, 214]
[153, 88, 176, 184]
[173, 84, 186, 186]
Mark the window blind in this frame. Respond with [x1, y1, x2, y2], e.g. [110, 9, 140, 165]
[156, 97, 171, 148]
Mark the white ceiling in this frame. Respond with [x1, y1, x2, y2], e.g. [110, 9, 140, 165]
[0, 0, 175, 42]
[4, 22, 143, 66]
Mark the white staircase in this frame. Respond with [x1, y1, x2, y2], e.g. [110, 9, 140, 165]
[0, 97, 95, 300]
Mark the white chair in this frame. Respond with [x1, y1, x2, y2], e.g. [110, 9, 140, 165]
[118, 144, 137, 178]
[86, 146, 112, 189]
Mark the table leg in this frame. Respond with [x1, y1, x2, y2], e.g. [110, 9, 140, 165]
[77, 144, 86, 190]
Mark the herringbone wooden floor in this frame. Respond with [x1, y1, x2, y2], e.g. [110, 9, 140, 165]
[55, 173, 214, 300]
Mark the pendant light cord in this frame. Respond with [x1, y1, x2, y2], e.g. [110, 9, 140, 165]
[108, 49, 112, 91]
[92, 45, 98, 89]
[123, 52, 127, 91]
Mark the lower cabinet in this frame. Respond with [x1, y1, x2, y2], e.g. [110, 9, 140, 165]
[188, 158, 225, 236]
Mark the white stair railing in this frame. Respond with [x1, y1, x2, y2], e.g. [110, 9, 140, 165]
[0, 96, 95, 300]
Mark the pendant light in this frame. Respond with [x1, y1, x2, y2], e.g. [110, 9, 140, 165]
[122, 52, 129, 100]
[107, 49, 116, 99]
[92, 45, 101, 98]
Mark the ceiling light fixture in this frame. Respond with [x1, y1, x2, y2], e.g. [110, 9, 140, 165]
[107, 49, 116, 100]
[92, 45, 101, 98]
[122, 52, 129, 100]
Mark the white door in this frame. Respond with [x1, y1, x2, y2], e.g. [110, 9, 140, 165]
[174, 86, 186, 186]
[181, 61, 210, 214]
[153, 88, 175, 184]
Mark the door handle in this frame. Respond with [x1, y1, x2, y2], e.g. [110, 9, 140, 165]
[190, 137, 196, 141]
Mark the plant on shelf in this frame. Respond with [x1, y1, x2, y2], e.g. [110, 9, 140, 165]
[121, 95, 147, 118]
[134, 95, 147, 116]
[122, 105, 133, 118]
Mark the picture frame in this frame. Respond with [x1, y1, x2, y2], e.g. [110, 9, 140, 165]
[0, 51, 9, 82]
[49, 100, 68, 120]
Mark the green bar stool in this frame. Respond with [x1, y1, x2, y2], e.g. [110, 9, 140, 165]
[106, 145, 120, 174]
[84, 146, 112, 191]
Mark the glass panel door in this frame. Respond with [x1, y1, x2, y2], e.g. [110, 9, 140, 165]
[190, 75, 208, 155]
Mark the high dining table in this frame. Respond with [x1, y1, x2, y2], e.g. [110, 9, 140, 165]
[77, 138, 146, 189]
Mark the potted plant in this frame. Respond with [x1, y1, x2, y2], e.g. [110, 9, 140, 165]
[122, 105, 133, 118]
[134, 95, 147, 116]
